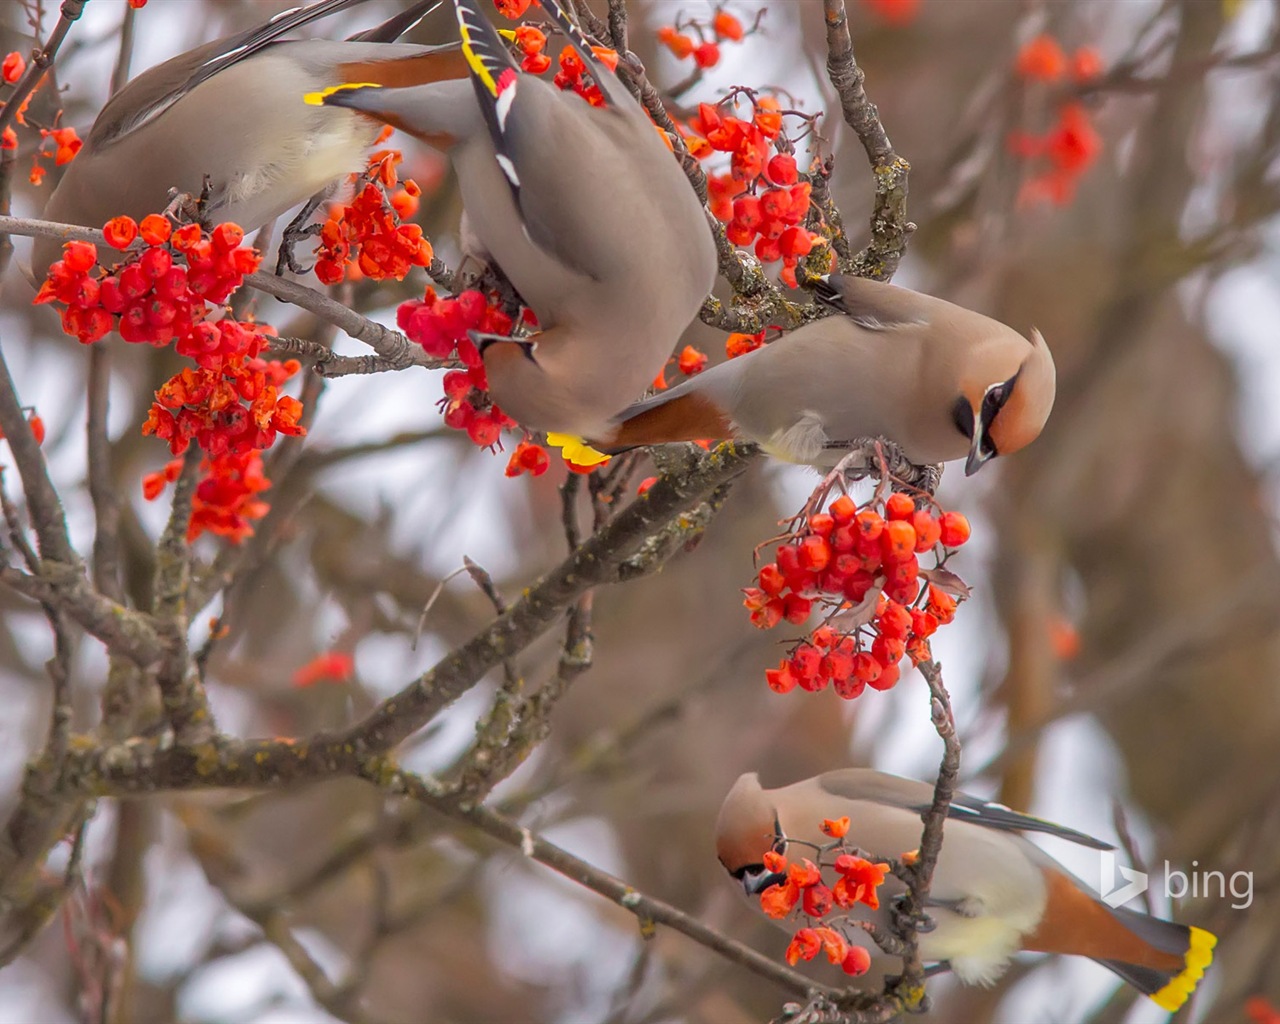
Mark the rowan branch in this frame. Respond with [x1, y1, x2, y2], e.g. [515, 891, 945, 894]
[821, 0, 913, 279]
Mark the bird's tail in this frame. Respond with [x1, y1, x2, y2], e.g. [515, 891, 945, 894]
[544, 386, 733, 463]
[1095, 908, 1216, 1012]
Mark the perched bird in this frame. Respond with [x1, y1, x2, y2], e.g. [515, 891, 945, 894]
[716, 770, 1215, 1010]
[313, 0, 718, 436]
[35, 0, 467, 275]
[590, 276, 1056, 476]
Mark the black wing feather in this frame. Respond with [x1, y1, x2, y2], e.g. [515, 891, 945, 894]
[534, 0, 630, 110]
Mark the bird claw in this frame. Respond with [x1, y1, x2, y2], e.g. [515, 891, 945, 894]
[891, 895, 937, 934]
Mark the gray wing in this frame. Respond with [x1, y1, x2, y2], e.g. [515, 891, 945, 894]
[818, 769, 1114, 850]
[91, 0, 399, 150]
[814, 275, 937, 332]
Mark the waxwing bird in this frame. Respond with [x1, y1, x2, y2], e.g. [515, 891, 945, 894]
[313, 0, 718, 436]
[716, 770, 1215, 1010]
[593, 275, 1056, 476]
[34, 0, 468, 275]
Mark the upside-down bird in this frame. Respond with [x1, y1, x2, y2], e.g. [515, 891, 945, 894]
[313, 0, 718, 436]
[716, 770, 1214, 1009]
[591, 275, 1056, 475]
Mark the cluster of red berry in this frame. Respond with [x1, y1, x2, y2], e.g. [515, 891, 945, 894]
[690, 99, 825, 287]
[36, 215, 306, 543]
[142, 449, 272, 544]
[656, 9, 746, 70]
[505, 19, 618, 106]
[397, 288, 522, 448]
[744, 491, 969, 699]
[1008, 36, 1104, 207]
[37, 218, 256, 344]
[314, 147, 432, 284]
[758, 816, 890, 977]
[144, 340, 304, 458]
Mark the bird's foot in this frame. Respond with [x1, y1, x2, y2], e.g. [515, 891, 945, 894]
[891, 894, 937, 935]
[275, 194, 327, 276]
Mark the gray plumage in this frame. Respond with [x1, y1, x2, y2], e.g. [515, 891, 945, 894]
[716, 770, 1212, 1004]
[35, 0, 453, 274]
[602, 276, 1057, 476]
[320, 0, 717, 436]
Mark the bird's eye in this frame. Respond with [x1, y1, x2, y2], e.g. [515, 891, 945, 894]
[951, 396, 974, 439]
[983, 384, 1009, 415]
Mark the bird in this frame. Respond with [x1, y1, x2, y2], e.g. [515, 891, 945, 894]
[311, 0, 718, 437]
[715, 770, 1215, 1010]
[34, 0, 468, 276]
[584, 275, 1056, 476]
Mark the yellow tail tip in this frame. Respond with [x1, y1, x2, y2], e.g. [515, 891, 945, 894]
[546, 433, 611, 468]
[497, 28, 517, 41]
[303, 82, 383, 107]
[1150, 927, 1217, 1012]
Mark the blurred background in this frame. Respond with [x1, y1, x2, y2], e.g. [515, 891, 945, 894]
[2, 0, 1279, 1021]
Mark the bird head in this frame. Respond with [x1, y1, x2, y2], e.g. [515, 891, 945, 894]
[956, 327, 1056, 476]
[715, 773, 789, 896]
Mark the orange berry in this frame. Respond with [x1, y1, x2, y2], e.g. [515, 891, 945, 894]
[713, 10, 744, 41]
[855, 509, 884, 542]
[878, 601, 912, 639]
[829, 495, 858, 524]
[911, 509, 941, 552]
[807, 513, 835, 537]
[881, 520, 916, 561]
[867, 661, 899, 691]
[138, 214, 171, 245]
[1071, 47, 1103, 82]
[939, 511, 971, 547]
[885, 492, 915, 521]
[766, 661, 798, 694]
[1016, 34, 1067, 81]
[103, 216, 138, 249]
[798, 535, 831, 571]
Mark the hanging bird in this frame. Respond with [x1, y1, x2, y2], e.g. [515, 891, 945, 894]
[587, 275, 1056, 476]
[311, 0, 718, 436]
[35, 0, 466, 275]
[716, 770, 1215, 1009]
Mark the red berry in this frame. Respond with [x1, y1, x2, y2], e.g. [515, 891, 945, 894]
[878, 601, 912, 639]
[842, 945, 871, 976]
[912, 509, 941, 552]
[881, 521, 916, 562]
[833, 675, 866, 700]
[776, 543, 802, 576]
[939, 511, 972, 547]
[767, 154, 799, 185]
[798, 535, 832, 572]
[782, 593, 812, 624]
[758, 562, 786, 596]
[807, 513, 834, 537]
[766, 661, 798, 693]
[867, 661, 900, 691]
[851, 652, 882, 685]
[855, 510, 884, 542]
[829, 495, 858, 524]
[802, 883, 833, 917]
[885, 492, 915, 521]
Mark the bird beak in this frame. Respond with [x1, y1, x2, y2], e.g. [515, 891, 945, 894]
[965, 423, 993, 477]
[740, 867, 788, 896]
